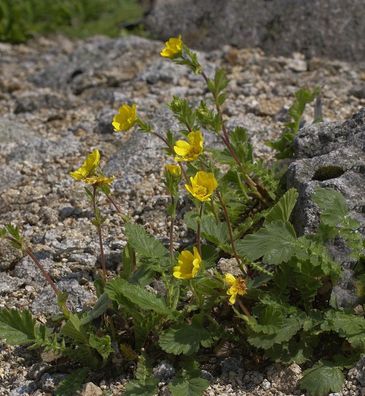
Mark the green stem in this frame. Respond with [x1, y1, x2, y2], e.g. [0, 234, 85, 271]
[216, 191, 245, 274]
[201, 70, 269, 206]
[92, 186, 107, 282]
[169, 195, 176, 263]
[196, 202, 204, 256]
[209, 199, 219, 223]
[189, 280, 201, 307]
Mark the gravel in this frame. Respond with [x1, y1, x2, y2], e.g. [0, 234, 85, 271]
[0, 34, 364, 395]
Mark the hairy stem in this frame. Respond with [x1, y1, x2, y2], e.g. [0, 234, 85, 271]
[216, 191, 245, 274]
[237, 300, 251, 317]
[196, 202, 204, 256]
[169, 196, 175, 263]
[106, 193, 122, 214]
[201, 71, 269, 206]
[92, 186, 107, 282]
[25, 247, 60, 296]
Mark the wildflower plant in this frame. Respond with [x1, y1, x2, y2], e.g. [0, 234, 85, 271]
[0, 35, 364, 396]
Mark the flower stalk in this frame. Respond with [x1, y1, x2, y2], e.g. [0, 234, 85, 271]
[92, 186, 107, 282]
[216, 191, 245, 274]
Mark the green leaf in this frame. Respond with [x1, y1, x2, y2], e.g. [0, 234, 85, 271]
[105, 277, 175, 318]
[322, 310, 365, 351]
[229, 127, 254, 164]
[236, 220, 297, 264]
[300, 363, 344, 396]
[81, 293, 111, 325]
[124, 354, 158, 396]
[124, 223, 168, 260]
[55, 368, 89, 396]
[159, 320, 217, 355]
[135, 354, 150, 383]
[169, 376, 209, 396]
[265, 188, 298, 224]
[0, 308, 37, 345]
[124, 380, 158, 396]
[89, 333, 113, 362]
[201, 215, 229, 247]
[245, 298, 305, 349]
[61, 314, 88, 344]
[268, 87, 319, 159]
[313, 188, 348, 227]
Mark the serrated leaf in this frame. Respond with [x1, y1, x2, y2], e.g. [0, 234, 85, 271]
[89, 333, 113, 362]
[105, 277, 175, 318]
[0, 308, 37, 345]
[229, 127, 253, 164]
[125, 223, 168, 259]
[268, 87, 319, 159]
[300, 363, 344, 396]
[124, 380, 158, 396]
[135, 354, 150, 383]
[313, 188, 348, 227]
[61, 314, 88, 344]
[55, 368, 89, 396]
[159, 321, 216, 355]
[247, 315, 303, 349]
[236, 220, 297, 264]
[169, 376, 209, 396]
[81, 293, 111, 325]
[322, 310, 365, 351]
[201, 216, 229, 247]
[265, 188, 298, 224]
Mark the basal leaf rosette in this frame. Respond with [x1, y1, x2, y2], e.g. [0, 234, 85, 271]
[174, 130, 204, 162]
[173, 247, 201, 280]
[185, 171, 218, 202]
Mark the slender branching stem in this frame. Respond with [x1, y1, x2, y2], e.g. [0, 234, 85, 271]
[106, 193, 122, 214]
[209, 199, 219, 223]
[201, 71, 269, 206]
[196, 202, 204, 256]
[25, 247, 60, 296]
[237, 299, 251, 317]
[169, 195, 175, 263]
[152, 131, 189, 183]
[216, 191, 245, 274]
[152, 131, 171, 148]
[92, 186, 107, 282]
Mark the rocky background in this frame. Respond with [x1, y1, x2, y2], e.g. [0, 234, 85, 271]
[0, 1, 365, 395]
[145, 0, 365, 62]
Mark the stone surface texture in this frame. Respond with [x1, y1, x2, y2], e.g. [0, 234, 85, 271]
[145, 0, 365, 62]
[0, 33, 364, 395]
[287, 109, 365, 308]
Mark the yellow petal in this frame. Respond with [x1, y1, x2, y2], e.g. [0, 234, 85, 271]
[224, 273, 236, 286]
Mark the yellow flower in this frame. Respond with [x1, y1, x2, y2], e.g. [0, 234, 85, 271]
[224, 273, 247, 304]
[185, 171, 218, 202]
[165, 164, 181, 177]
[70, 150, 113, 187]
[112, 104, 137, 132]
[70, 149, 100, 181]
[173, 247, 201, 280]
[174, 131, 203, 162]
[160, 35, 183, 59]
[83, 175, 114, 186]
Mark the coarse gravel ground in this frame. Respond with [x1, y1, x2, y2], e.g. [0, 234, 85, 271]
[0, 34, 365, 395]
